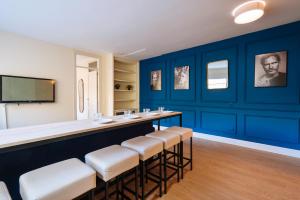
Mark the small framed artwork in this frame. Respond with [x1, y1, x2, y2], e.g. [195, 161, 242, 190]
[254, 51, 287, 87]
[151, 70, 161, 90]
[174, 66, 189, 90]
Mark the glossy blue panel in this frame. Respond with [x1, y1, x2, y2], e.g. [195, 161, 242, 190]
[201, 112, 236, 137]
[169, 109, 196, 128]
[245, 116, 299, 144]
[140, 21, 300, 150]
[202, 46, 237, 102]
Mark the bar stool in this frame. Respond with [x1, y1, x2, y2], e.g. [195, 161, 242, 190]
[0, 181, 12, 200]
[121, 136, 163, 200]
[19, 158, 96, 200]
[85, 145, 139, 200]
[164, 126, 193, 179]
[146, 130, 180, 194]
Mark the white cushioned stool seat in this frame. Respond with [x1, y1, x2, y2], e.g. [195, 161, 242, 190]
[85, 145, 139, 182]
[121, 136, 163, 161]
[19, 158, 96, 200]
[164, 126, 193, 141]
[146, 131, 180, 149]
[0, 181, 12, 200]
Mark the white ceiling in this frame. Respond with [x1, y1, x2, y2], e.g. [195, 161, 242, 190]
[0, 0, 299, 60]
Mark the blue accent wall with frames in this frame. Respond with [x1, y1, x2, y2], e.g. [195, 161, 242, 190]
[140, 21, 300, 150]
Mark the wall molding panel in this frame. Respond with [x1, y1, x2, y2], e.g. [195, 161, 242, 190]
[154, 125, 300, 159]
[140, 21, 300, 150]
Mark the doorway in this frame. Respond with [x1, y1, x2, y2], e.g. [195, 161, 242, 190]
[75, 54, 99, 120]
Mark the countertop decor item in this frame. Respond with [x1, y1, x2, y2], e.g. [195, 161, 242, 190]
[127, 85, 133, 90]
[114, 83, 120, 89]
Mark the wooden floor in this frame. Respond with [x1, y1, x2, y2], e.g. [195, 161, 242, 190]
[96, 138, 300, 200]
[155, 138, 300, 200]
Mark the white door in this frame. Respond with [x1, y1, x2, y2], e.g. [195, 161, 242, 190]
[88, 70, 98, 119]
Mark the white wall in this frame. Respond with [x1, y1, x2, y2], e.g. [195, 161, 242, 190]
[0, 31, 75, 128]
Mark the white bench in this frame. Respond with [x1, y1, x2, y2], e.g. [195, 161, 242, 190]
[19, 158, 96, 200]
[0, 181, 11, 200]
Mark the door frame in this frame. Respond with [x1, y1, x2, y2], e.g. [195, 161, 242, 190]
[74, 51, 100, 120]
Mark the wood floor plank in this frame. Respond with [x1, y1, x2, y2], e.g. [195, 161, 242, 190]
[96, 138, 300, 200]
[156, 138, 300, 200]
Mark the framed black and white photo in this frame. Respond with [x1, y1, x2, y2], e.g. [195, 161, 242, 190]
[254, 51, 287, 87]
[174, 66, 189, 90]
[151, 70, 161, 90]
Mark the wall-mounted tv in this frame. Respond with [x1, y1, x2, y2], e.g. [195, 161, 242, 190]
[0, 75, 55, 103]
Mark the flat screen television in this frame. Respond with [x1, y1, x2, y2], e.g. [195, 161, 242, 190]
[0, 75, 55, 103]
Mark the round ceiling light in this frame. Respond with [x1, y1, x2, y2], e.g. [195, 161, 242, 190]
[232, 0, 266, 24]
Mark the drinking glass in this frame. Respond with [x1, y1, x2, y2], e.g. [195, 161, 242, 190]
[93, 113, 102, 121]
[143, 108, 150, 115]
[93, 113, 99, 121]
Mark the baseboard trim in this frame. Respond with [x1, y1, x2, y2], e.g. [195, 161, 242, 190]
[154, 125, 300, 159]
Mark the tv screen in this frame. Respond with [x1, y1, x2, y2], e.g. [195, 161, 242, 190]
[0, 75, 55, 103]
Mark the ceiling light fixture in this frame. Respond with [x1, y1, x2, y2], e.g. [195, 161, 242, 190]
[232, 0, 266, 24]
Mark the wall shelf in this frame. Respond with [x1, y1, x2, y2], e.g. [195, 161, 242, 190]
[114, 99, 135, 102]
[114, 79, 135, 83]
[114, 90, 136, 92]
[114, 108, 138, 112]
[113, 57, 139, 115]
[114, 68, 136, 74]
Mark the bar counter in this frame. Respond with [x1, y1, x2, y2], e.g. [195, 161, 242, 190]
[0, 111, 181, 199]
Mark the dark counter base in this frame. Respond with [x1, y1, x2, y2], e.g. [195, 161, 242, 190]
[0, 122, 154, 200]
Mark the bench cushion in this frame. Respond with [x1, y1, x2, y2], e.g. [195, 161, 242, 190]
[85, 145, 139, 182]
[146, 131, 180, 149]
[121, 136, 163, 161]
[20, 158, 96, 200]
[0, 182, 11, 200]
[164, 126, 193, 141]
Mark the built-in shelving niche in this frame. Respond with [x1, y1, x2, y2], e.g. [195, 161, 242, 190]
[113, 57, 139, 115]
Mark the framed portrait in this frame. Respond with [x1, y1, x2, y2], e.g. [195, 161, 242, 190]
[254, 51, 287, 87]
[151, 70, 161, 90]
[174, 65, 189, 90]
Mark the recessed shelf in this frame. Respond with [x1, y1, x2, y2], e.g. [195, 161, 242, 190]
[114, 108, 138, 111]
[114, 90, 136, 92]
[114, 68, 136, 74]
[114, 57, 139, 116]
[114, 99, 136, 102]
[114, 79, 135, 83]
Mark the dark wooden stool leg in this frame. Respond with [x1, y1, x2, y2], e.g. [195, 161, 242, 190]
[163, 149, 167, 194]
[121, 176, 124, 200]
[159, 152, 162, 197]
[88, 189, 94, 200]
[135, 166, 139, 200]
[145, 160, 148, 183]
[190, 137, 193, 170]
[177, 143, 180, 182]
[180, 141, 184, 179]
[105, 181, 109, 200]
[173, 146, 176, 164]
[141, 160, 145, 200]
[116, 176, 120, 200]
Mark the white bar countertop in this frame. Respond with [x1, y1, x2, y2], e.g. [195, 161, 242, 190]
[0, 111, 181, 149]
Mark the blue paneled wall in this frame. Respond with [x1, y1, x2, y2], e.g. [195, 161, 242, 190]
[140, 21, 300, 150]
